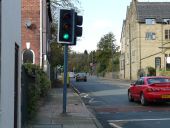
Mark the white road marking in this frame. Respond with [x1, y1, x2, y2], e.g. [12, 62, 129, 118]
[88, 98, 103, 104]
[89, 98, 94, 103]
[108, 118, 170, 122]
[79, 93, 89, 98]
[108, 118, 170, 128]
[109, 122, 123, 128]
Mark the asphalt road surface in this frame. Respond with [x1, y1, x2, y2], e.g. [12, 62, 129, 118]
[71, 76, 170, 128]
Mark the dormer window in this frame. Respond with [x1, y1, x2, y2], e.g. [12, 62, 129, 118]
[145, 19, 156, 25]
[163, 19, 170, 24]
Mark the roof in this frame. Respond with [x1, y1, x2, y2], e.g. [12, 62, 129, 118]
[137, 2, 170, 23]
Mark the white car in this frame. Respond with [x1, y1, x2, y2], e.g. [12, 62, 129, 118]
[76, 73, 87, 82]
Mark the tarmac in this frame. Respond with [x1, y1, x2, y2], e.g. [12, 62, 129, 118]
[26, 83, 103, 128]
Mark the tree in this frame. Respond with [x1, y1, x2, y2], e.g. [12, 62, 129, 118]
[50, 0, 81, 13]
[50, 42, 64, 68]
[68, 50, 89, 73]
[96, 32, 119, 74]
[49, 0, 82, 69]
[49, 0, 81, 42]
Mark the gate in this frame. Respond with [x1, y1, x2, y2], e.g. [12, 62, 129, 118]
[21, 66, 29, 127]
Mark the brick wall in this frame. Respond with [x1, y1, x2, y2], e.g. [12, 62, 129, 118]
[21, 0, 40, 64]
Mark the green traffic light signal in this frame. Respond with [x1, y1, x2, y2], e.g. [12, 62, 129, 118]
[63, 33, 69, 40]
[58, 9, 74, 44]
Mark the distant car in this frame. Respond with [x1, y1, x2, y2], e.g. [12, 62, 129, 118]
[128, 76, 170, 105]
[76, 73, 87, 82]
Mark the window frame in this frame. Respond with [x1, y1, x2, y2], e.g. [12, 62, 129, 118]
[145, 32, 156, 40]
[165, 29, 170, 40]
[155, 57, 161, 69]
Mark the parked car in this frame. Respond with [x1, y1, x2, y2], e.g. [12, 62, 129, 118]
[76, 72, 87, 82]
[128, 76, 170, 105]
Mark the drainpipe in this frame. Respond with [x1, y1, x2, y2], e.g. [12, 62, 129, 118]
[139, 24, 141, 71]
[40, 0, 43, 67]
[161, 22, 166, 70]
[129, 23, 132, 80]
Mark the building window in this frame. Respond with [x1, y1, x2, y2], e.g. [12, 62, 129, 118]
[145, 19, 156, 25]
[23, 49, 34, 63]
[155, 57, 161, 69]
[120, 60, 125, 70]
[165, 30, 170, 40]
[145, 32, 156, 40]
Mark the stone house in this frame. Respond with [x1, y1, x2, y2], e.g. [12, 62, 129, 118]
[120, 0, 170, 80]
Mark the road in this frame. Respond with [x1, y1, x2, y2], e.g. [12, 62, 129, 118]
[71, 76, 170, 128]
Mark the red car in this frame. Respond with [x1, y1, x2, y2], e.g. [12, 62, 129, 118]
[128, 76, 170, 105]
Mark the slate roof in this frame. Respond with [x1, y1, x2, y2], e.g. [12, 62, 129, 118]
[137, 2, 170, 23]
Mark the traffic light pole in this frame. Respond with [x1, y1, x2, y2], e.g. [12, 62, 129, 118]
[63, 44, 68, 113]
[57, 9, 83, 113]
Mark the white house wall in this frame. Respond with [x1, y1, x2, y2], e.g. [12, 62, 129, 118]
[0, 0, 21, 128]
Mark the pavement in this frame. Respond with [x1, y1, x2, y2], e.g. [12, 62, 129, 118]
[26, 84, 103, 128]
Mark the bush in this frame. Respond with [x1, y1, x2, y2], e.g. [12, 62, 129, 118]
[147, 66, 156, 76]
[158, 69, 170, 76]
[137, 69, 145, 77]
[137, 67, 156, 77]
[27, 83, 40, 119]
[37, 70, 51, 97]
[22, 64, 51, 119]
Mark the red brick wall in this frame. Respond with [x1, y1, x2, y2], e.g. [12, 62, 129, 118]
[21, 0, 40, 65]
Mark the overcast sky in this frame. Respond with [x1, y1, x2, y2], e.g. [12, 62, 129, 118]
[71, 0, 170, 53]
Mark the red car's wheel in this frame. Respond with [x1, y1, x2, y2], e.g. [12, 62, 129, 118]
[128, 91, 134, 102]
[140, 93, 147, 106]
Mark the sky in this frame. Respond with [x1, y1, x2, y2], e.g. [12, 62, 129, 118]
[71, 0, 170, 53]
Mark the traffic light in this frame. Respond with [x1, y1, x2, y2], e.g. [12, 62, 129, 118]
[73, 12, 83, 45]
[57, 9, 83, 45]
[58, 9, 75, 44]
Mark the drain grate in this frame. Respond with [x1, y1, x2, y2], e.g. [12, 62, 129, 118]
[28, 124, 63, 128]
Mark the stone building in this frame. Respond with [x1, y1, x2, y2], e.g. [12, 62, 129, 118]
[120, 0, 170, 80]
